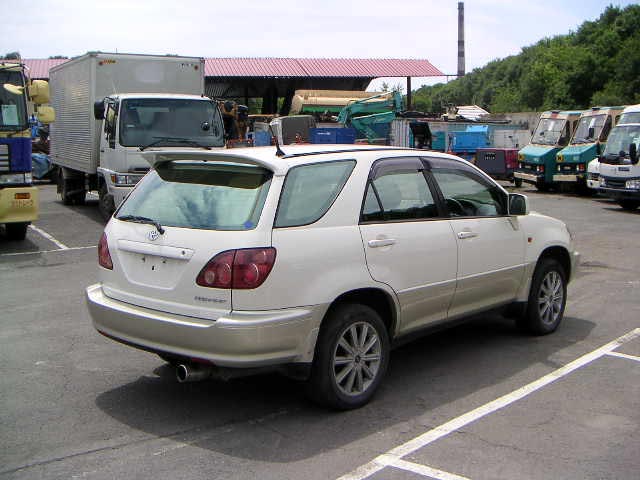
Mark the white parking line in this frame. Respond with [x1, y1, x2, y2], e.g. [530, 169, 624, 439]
[337, 328, 640, 480]
[606, 351, 640, 363]
[380, 456, 470, 480]
[0, 245, 96, 257]
[28, 224, 69, 250]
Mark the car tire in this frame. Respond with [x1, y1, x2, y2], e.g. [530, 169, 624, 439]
[307, 303, 389, 410]
[98, 183, 115, 221]
[618, 199, 640, 211]
[517, 258, 567, 335]
[5, 222, 28, 241]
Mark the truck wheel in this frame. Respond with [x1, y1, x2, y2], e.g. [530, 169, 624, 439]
[535, 181, 549, 192]
[618, 200, 640, 211]
[514, 178, 523, 188]
[98, 183, 115, 221]
[5, 223, 28, 241]
[307, 303, 389, 410]
[59, 171, 74, 205]
[517, 258, 566, 335]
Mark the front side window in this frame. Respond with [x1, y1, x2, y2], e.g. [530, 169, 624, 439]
[431, 164, 506, 217]
[603, 125, 640, 157]
[119, 98, 225, 148]
[0, 70, 28, 131]
[362, 168, 438, 222]
[116, 161, 272, 230]
[275, 160, 355, 228]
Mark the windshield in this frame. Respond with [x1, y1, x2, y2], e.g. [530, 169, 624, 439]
[531, 117, 570, 146]
[603, 125, 640, 157]
[619, 112, 640, 125]
[116, 161, 272, 231]
[0, 70, 28, 131]
[119, 98, 225, 148]
[570, 114, 607, 144]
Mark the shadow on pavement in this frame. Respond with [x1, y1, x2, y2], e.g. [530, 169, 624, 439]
[95, 314, 595, 463]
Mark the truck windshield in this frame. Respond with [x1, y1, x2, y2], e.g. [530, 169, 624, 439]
[603, 125, 640, 157]
[531, 117, 569, 146]
[0, 70, 28, 131]
[619, 112, 640, 125]
[119, 98, 225, 148]
[570, 114, 606, 144]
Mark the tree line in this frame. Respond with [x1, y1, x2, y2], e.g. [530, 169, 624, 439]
[412, 4, 640, 114]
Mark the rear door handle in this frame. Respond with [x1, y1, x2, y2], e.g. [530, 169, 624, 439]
[368, 238, 396, 248]
[457, 230, 478, 239]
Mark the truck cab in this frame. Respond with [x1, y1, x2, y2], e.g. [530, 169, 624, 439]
[93, 94, 225, 217]
[514, 110, 582, 191]
[0, 62, 54, 240]
[597, 104, 640, 210]
[554, 107, 623, 193]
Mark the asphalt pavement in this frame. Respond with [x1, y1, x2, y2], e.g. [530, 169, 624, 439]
[1, 183, 638, 480]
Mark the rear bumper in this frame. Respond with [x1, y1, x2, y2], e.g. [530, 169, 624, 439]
[86, 283, 326, 367]
[553, 173, 585, 183]
[0, 186, 38, 224]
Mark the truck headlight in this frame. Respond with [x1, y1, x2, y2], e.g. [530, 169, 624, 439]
[110, 174, 144, 186]
[625, 179, 640, 190]
[0, 173, 32, 185]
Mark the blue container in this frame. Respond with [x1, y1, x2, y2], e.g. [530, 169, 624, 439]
[310, 128, 356, 144]
[254, 130, 271, 147]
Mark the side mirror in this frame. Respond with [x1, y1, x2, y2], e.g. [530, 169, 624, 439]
[595, 142, 601, 156]
[587, 126, 595, 139]
[94, 100, 106, 120]
[630, 143, 638, 165]
[28, 80, 50, 104]
[509, 193, 529, 216]
[36, 106, 55, 124]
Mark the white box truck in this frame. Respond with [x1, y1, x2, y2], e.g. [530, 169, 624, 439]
[49, 52, 225, 218]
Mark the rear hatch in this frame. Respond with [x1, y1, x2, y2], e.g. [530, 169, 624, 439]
[100, 158, 274, 320]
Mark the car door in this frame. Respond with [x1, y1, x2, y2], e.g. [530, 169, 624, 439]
[359, 157, 458, 335]
[428, 158, 526, 318]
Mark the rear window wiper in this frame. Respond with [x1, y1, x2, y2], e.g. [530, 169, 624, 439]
[117, 215, 165, 234]
[139, 136, 211, 151]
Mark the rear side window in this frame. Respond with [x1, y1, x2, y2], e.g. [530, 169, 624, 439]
[116, 161, 272, 230]
[275, 160, 355, 227]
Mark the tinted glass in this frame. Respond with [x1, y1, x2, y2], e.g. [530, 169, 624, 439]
[275, 160, 355, 227]
[119, 98, 225, 148]
[432, 167, 506, 217]
[362, 170, 438, 222]
[0, 70, 28, 130]
[116, 161, 272, 230]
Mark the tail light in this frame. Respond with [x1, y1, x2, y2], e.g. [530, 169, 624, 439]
[197, 247, 276, 289]
[537, 165, 545, 173]
[578, 164, 586, 172]
[98, 233, 113, 270]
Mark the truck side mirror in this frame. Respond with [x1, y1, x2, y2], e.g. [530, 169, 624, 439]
[596, 143, 601, 156]
[587, 126, 595, 139]
[94, 101, 105, 120]
[630, 143, 638, 165]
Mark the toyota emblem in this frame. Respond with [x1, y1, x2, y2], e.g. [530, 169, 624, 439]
[148, 230, 160, 241]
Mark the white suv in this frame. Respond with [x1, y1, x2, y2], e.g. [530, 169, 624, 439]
[86, 145, 579, 409]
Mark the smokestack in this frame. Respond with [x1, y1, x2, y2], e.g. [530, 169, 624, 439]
[457, 1, 465, 78]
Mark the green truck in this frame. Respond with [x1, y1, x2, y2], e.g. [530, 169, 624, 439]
[514, 110, 582, 191]
[554, 107, 624, 193]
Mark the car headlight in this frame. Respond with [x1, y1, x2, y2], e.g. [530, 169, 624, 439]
[625, 179, 640, 190]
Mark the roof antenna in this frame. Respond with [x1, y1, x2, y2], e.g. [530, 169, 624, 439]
[269, 125, 286, 157]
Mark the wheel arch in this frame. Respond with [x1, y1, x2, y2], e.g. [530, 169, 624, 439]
[538, 245, 572, 281]
[322, 288, 398, 340]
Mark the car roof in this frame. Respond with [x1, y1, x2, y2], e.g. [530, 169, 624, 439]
[141, 145, 468, 176]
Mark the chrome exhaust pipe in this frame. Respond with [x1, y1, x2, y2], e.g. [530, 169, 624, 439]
[176, 363, 213, 383]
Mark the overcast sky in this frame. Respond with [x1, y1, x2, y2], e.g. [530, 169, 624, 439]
[2, 0, 636, 91]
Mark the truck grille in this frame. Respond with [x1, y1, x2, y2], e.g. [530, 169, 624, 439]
[0, 145, 9, 172]
[601, 176, 627, 189]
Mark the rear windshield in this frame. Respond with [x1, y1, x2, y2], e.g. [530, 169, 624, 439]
[116, 161, 272, 230]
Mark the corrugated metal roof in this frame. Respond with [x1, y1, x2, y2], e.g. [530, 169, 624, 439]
[23, 58, 68, 79]
[22, 57, 444, 79]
